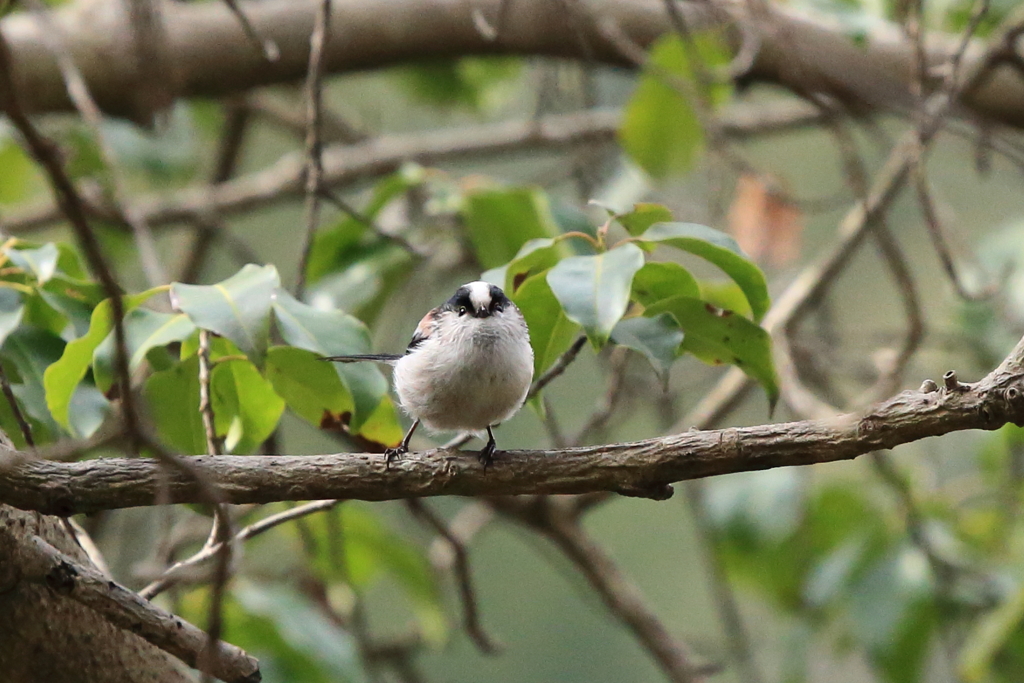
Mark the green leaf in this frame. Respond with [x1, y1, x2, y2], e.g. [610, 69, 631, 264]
[4, 327, 65, 439]
[144, 356, 205, 454]
[272, 289, 387, 431]
[265, 346, 353, 426]
[337, 505, 446, 642]
[617, 203, 675, 236]
[511, 271, 580, 378]
[93, 309, 196, 393]
[43, 287, 165, 431]
[482, 237, 564, 295]
[849, 545, 936, 683]
[233, 582, 365, 683]
[397, 56, 521, 110]
[960, 582, 1024, 683]
[0, 288, 25, 349]
[462, 187, 561, 269]
[68, 384, 109, 439]
[211, 359, 286, 454]
[645, 296, 778, 408]
[631, 261, 700, 306]
[0, 136, 38, 205]
[355, 395, 404, 449]
[610, 313, 684, 381]
[6, 243, 59, 284]
[305, 166, 423, 285]
[547, 243, 645, 348]
[171, 264, 280, 366]
[639, 221, 771, 321]
[619, 34, 732, 178]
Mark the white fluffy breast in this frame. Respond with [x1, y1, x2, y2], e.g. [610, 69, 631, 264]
[392, 305, 533, 432]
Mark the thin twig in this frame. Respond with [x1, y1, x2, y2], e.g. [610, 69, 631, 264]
[24, 0, 167, 287]
[220, 0, 280, 61]
[493, 497, 704, 682]
[141, 500, 339, 599]
[0, 362, 33, 447]
[530, 334, 588, 398]
[295, 0, 332, 298]
[406, 499, 500, 654]
[0, 29, 141, 457]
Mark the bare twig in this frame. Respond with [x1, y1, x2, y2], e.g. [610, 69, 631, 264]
[493, 496, 704, 682]
[3, 104, 827, 235]
[406, 499, 500, 654]
[0, 363, 33, 447]
[0, 29, 141, 457]
[0, 524, 260, 683]
[295, 0, 332, 297]
[220, 0, 280, 61]
[24, 0, 167, 287]
[198, 330, 222, 458]
[141, 499, 339, 600]
[530, 334, 588, 397]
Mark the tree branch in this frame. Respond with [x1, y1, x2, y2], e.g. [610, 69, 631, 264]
[4, 336, 1024, 515]
[0, 523, 260, 683]
[4, 0, 1024, 128]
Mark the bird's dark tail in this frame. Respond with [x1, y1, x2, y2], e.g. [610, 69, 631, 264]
[322, 354, 403, 363]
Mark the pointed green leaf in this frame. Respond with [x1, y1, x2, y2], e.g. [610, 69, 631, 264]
[511, 271, 579, 378]
[617, 203, 674, 236]
[645, 295, 778, 407]
[171, 264, 280, 365]
[547, 243, 645, 348]
[211, 359, 285, 454]
[632, 261, 700, 306]
[619, 34, 731, 178]
[67, 384, 109, 439]
[233, 582, 366, 683]
[272, 289, 387, 431]
[482, 237, 566, 295]
[93, 309, 197, 393]
[43, 287, 166, 431]
[266, 346, 353, 426]
[462, 187, 561, 269]
[144, 355, 205, 454]
[610, 313, 684, 381]
[6, 243, 59, 284]
[640, 222, 770, 321]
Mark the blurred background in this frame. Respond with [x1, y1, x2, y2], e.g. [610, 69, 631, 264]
[4, 0, 1024, 681]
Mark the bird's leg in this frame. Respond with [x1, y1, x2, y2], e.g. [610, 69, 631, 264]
[478, 426, 497, 468]
[385, 419, 419, 469]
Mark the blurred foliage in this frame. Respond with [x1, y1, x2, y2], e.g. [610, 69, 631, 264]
[5, 5, 1024, 682]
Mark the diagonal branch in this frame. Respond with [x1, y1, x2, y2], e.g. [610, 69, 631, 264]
[4, 336, 1024, 515]
[0, 523, 260, 683]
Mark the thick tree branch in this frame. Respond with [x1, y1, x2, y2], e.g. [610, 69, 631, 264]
[2, 0, 1023, 127]
[0, 522, 260, 683]
[3, 337, 1024, 515]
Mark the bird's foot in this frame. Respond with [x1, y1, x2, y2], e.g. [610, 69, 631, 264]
[478, 440, 497, 469]
[384, 445, 408, 470]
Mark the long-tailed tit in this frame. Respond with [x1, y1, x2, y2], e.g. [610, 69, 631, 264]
[325, 281, 534, 466]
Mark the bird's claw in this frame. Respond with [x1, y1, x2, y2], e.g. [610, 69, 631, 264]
[478, 441, 497, 469]
[384, 445, 407, 469]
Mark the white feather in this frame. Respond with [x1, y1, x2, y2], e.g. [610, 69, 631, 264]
[393, 300, 533, 432]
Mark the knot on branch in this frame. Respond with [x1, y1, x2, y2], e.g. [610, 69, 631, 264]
[943, 370, 969, 393]
[1004, 384, 1024, 427]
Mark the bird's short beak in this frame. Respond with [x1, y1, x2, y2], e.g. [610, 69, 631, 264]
[474, 307, 490, 319]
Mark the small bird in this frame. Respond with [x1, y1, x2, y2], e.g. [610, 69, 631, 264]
[324, 281, 534, 467]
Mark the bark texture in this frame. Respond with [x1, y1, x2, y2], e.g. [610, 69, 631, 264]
[0, 505, 193, 683]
